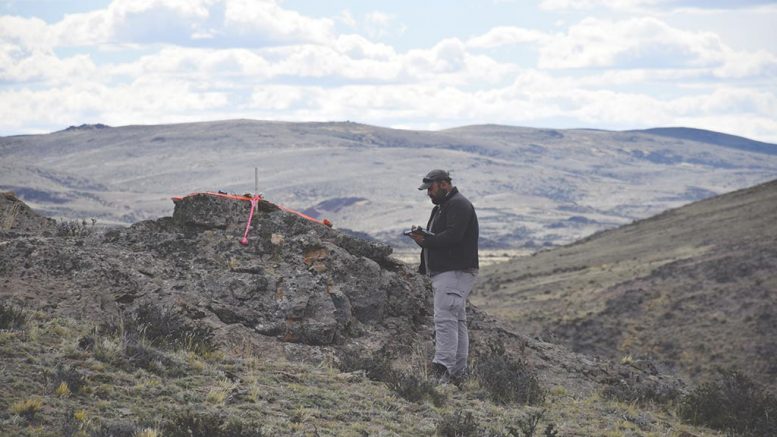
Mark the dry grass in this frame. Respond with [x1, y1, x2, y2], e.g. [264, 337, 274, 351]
[0, 308, 722, 436]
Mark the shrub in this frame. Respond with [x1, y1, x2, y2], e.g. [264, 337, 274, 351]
[95, 314, 187, 376]
[161, 410, 263, 437]
[601, 375, 680, 404]
[90, 420, 147, 437]
[436, 410, 559, 437]
[135, 428, 160, 437]
[0, 303, 26, 330]
[383, 368, 446, 407]
[55, 382, 71, 397]
[123, 341, 185, 377]
[504, 410, 558, 437]
[56, 218, 95, 237]
[77, 334, 96, 351]
[133, 304, 215, 354]
[677, 368, 777, 436]
[475, 342, 545, 405]
[11, 398, 43, 421]
[98, 304, 215, 369]
[338, 348, 447, 406]
[337, 348, 392, 381]
[51, 363, 87, 395]
[436, 411, 481, 437]
[60, 408, 90, 437]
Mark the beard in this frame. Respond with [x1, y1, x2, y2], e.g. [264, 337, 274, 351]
[430, 188, 448, 204]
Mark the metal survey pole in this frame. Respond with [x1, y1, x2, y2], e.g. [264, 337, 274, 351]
[254, 167, 258, 196]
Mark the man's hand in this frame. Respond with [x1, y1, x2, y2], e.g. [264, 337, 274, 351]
[409, 231, 425, 246]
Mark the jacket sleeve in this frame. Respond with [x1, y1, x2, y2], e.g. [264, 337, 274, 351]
[422, 199, 472, 249]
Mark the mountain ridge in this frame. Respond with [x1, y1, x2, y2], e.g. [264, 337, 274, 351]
[2, 119, 777, 250]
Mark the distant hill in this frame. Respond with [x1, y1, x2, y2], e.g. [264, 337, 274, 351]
[634, 127, 777, 156]
[2, 119, 777, 250]
[475, 178, 777, 390]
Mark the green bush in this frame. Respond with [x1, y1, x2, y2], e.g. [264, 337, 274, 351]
[475, 343, 545, 405]
[337, 348, 392, 381]
[134, 304, 215, 354]
[602, 375, 680, 404]
[504, 410, 558, 437]
[51, 363, 87, 394]
[338, 348, 446, 406]
[383, 368, 446, 407]
[0, 303, 26, 330]
[436, 411, 481, 437]
[677, 368, 777, 436]
[89, 420, 147, 437]
[161, 410, 263, 437]
[436, 409, 558, 437]
[100, 304, 215, 355]
[123, 341, 185, 377]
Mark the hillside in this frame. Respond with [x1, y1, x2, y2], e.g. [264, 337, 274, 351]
[2, 120, 777, 250]
[475, 178, 777, 392]
[0, 191, 728, 436]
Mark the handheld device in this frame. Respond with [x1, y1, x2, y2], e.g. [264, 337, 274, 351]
[403, 226, 434, 237]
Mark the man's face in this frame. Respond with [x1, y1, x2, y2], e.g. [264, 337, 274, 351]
[427, 181, 448, 204]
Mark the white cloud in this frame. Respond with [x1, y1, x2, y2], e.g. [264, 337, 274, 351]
[536, 16, 773, 75]
[0, 79, 229, 131]
[223, 0, 334, 45]
[539, 0, 665, 11]
[0, 15, 52, 50]
[45, 0, 334, 47]
[0, 0, 776, 144]
[466, 26, 548, 49]
[0, 50, 97, 82]
[337, 10, 357, 29]
[356, 10, 405, 40]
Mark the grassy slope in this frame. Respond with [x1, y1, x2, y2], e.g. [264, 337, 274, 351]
[474, 179, 777, 390]
[0, 311, 717, 437]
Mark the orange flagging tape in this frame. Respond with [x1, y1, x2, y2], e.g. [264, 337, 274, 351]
[172, 191, 333, 227]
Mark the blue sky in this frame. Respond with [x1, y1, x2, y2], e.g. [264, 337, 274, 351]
[1, 0, 776, 142]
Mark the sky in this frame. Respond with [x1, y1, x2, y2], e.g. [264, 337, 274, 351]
[1, 0, 776, 142]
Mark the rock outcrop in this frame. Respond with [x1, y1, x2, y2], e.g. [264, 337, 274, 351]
[0, 191, 56, 233]
[0, 192, 684, 399]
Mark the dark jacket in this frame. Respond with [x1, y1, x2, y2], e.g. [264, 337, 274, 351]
[419, 187, 479, 275]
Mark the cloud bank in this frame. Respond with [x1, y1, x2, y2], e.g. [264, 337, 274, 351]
[1, 0, 775, 142]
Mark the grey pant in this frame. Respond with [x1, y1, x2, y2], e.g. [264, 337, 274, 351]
[432, 270, 478, 376]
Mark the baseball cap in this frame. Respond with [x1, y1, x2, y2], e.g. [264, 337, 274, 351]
[418, 169, 450, 190]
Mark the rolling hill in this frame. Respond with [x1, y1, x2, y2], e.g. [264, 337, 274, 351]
[475, 178, 777, 391]
[2, 120, 777, 250]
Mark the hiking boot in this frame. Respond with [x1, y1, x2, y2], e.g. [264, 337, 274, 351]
[431, 362, 450, 384]
[449, 368, 469, 387]
[437, 371, 452, 385]
[431, 362, 447, 378]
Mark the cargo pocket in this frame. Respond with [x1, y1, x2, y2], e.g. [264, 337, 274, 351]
[445, 291, 463, 311]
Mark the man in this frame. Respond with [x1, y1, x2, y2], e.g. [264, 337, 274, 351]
[408, 169, 479, 383]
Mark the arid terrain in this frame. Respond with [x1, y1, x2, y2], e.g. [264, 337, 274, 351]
[1, 190, 749, 436]
[475, 178, 777, 394]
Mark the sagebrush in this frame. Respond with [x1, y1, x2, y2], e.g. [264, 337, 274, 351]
[677, 367, 777, 437]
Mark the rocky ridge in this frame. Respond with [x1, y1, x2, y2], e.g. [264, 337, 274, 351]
[0, 191, 684, 404]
